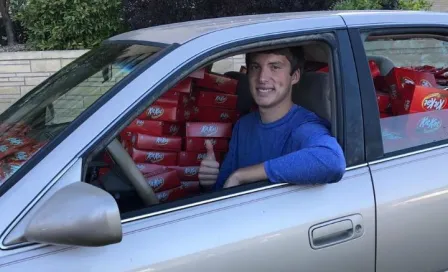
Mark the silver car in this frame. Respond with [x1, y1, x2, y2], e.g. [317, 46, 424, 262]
[0, 10, 447, 272]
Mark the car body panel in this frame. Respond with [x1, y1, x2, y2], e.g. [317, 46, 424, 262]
[370, 146, 448, 272]
[0, 167, 375, 272]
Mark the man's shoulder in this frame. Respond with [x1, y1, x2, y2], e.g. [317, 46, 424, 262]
[290, 106, 332, 135]
[235, 110, 259, 126]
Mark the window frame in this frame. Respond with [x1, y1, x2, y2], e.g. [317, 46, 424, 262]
[80, 28, 365, 223]
[349, 25, 448, 162]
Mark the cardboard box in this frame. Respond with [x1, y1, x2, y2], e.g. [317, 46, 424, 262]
[185, 137, 229, 152]
[166, 78, 192, 94]
[156, 186, 192, 203]
[392, 85, 448, 115]
[369, 60, 380, 78]
[131, 133, 182, 151]
[376, 91, 391, 113]
[158, 91, 191, 107]
[386, 67, 438, 103]
[123, 119, 184, 137]
[135, 163, 169, 175]
[185, 122, 233, 138]
[178, 151, 222, 166]
[138, 104, 183, 122]
[145, 169, 181, 193]
[130, 148, 178, 165]
[195, 106, 239, 123]
[180, 181, 201, 194]
[196, 90, 238, 109]
[169, 166, 200, 181]
[195, 73, 238, 95]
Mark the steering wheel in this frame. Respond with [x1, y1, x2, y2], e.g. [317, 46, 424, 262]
[106, 138, 159, 206]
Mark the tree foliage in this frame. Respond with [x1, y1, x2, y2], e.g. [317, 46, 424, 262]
[16, 0, 127, 50]
[332, 0, 432, 10]
[123, 0, 337, 30]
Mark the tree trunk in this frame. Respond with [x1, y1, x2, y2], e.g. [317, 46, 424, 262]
[0, 0, 17, 46]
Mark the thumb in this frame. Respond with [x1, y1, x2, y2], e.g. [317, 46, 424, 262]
[204, 139, 216, 160]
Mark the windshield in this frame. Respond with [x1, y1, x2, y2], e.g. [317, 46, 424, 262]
[0, 43, 162, 185]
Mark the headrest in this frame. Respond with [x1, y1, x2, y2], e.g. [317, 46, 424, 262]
[292, 72, 331, 122]
[367, 55, 395, 76]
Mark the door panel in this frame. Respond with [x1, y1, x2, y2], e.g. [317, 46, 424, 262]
[371, 147, 448, 272]
[0, 167, 375, 272]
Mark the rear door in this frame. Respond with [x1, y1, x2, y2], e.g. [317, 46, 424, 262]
[0, 21, 376, 272]
[346, 13, 448, 272]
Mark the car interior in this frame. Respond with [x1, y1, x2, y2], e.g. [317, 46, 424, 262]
[84, 41, 340, 214]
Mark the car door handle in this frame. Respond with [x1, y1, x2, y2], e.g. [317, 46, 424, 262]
[309, 214, 364, 249]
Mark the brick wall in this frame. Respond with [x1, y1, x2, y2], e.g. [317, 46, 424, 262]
[431, 0, 448, 11]
[0, 50, 88, 113]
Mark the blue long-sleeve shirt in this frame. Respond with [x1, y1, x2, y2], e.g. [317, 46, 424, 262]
[214, 104, 346, 189]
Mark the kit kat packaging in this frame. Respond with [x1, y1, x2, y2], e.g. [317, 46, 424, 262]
[195, 73, 238, 95]
[184, 137, 229, 152]
[130, 148, 178, 165]
[145, 169, 181, 193]
[194, 107, 239, 123]
[132, 133, 182, 151]
[138, 104, 184, 122]
[178, 152, 222, 166]
[195, 91, 238, 109]
[185, 122, 233, 138]
[168, 166, 200, 181]
[392, 85, 448, 115]
[123, 119, 184, 137]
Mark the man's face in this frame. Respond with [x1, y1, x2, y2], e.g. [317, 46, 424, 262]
[247, 53, 300, 109]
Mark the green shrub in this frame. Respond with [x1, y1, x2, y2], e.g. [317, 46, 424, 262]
[16, 0, 127, 50]
[332, 0, 432, 10]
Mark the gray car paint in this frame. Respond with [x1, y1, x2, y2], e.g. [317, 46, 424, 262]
[0, 10, 446, 271]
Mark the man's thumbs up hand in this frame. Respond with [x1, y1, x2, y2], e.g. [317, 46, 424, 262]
[199, 139, 219, 190]
[205, 139, 216, 161]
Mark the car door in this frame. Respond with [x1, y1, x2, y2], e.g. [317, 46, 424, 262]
[345, 12, 448, 272]
[0, 17, 376, 272]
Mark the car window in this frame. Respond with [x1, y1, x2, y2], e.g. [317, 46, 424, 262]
[363, 33, 448, 154]
[84, 40, 340, 216]
[210, 54, 247, 74]
[0, 44, 162, 185]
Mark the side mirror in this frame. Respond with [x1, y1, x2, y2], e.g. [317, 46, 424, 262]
[4, 182, 122, 247]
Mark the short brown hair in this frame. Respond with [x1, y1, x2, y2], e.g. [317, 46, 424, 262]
[245, 47, 305, 76]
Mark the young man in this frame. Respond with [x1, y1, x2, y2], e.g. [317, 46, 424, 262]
[198, 47, 346, 190]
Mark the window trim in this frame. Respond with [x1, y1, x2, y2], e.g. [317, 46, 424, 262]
[349, 25, 448, 162]
[80, 28, 363, 224]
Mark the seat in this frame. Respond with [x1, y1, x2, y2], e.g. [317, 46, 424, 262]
[367, 55, 395, 76]
[225, 70, 331, 123]
[292, 71, 331, 123]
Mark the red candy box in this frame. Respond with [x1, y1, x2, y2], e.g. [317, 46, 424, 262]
[168, 166, 200, 181]
[195, 107, 239, 123]
[130, 148, 178, 165]
[145, 169, 181, 193]
[196, 91, 238, 109]
[178, 151, 222, 166]
[138, 104, 183, 122]
[131, 133, 182, 151]
[185, 137, 229, 152]
[186, 122, 233, 138]
[195, 73, 238, 95]
[123, 119, 184, 137]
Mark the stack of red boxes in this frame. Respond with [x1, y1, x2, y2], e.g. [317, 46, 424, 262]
[115, 68, 241, 203]
[370, 61, 448, 152]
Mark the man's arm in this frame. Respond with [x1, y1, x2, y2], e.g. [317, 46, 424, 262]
[264, 121, 346, 184]
[226, 120, 345, 187]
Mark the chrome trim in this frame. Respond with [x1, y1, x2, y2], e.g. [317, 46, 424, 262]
[369, 143, 448, 165]
[121, 163, 368, 224]
[121, 183, 289, 224]
[0, 158, 80, 250]
[346, 163, 368, 171]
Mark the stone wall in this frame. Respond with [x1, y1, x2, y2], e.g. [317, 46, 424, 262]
[0, 50, 88, 113]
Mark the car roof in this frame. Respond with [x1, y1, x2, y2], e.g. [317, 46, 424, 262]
[107, 10, 448, 45]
